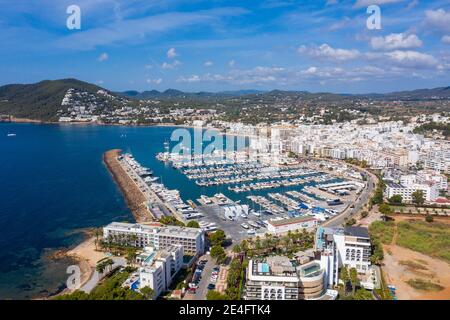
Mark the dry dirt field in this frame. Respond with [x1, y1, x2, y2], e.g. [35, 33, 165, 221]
[382, 216, 450, 300]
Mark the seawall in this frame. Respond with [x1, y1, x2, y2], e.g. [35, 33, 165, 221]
[103, 149, 153, 223]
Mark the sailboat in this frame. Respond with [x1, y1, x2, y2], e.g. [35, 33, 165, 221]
[7, 133, 16, 137]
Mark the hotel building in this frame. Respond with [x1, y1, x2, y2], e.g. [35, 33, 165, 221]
[137, 245, 184, 297]
[103, 222, 205, 256]
[315, 226, 373, 288]
[385, 181, 439, 202]
[245, 253, 330, 300]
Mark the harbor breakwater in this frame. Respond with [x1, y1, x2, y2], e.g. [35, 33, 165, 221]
[103, 149, 153, 223]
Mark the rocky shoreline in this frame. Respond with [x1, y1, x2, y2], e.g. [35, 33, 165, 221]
[103, 149, 153, 223]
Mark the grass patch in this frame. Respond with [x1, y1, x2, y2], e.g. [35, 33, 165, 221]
[396, 220, 450, 263]
[56, 269, 146, 300]
[406, 278, 444, 292]
[398, 260, 428, 271]
[369, 221, 395, 245]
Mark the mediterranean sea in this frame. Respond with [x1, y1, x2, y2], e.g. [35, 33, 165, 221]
[0, 122, 334, 299]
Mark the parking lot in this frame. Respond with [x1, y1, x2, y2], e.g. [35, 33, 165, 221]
[197, 204, 269, 243]
[184, 255, 221, 299]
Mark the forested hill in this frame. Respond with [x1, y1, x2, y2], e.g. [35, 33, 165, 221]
[0, 79, 104, 120]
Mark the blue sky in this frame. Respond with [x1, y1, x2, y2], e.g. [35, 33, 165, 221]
[1, 0, 449, 93]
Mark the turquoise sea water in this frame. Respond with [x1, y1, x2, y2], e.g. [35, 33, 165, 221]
[0, 122, 337, 299]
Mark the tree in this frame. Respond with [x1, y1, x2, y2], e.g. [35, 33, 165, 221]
[340, 266, 350, 296]
[412, 190, 425, 205]
[370, 240, 384, 265]
[353, 289, 374, 300]
[349, 268, 359, 295]
[140, 286, 155, 300]
[210, 245, 226, 264]
[126, 248, 137, 265]
[206, 290, 228, 300]
[96, 260, 107, 274]
[94, 228, 102, 250]
[240, 239, 248, 252]
[159, 216, 185, 226]
[232, 244, 242, 254]
[425, 214, 434, 223]
[186, 221, 200, 228]
[388, 195, 402, 205]
[209, 229, 226, 246]
[379, 203, 393, 218]
[345, 218, 356, 226]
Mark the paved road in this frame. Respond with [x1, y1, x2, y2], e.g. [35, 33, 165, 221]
[322, 168, 377, 228]
[194, 255, 216, 300]
[80, 257, 126, 293]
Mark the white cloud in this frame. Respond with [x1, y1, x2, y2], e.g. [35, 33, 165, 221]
[298, 44, 360, 61]
[147, 78, 162, 84]
[370, 33, 422, 50]
[425, 9, 450, 33]
[57, 8, 248, 50]
[177, 66, 285, 85]
[229, 59, 236, 67]
[167, 47, 177, 58]
[442, 35, 450, 44]
[162, 60, 181, 69]
[406, 0, 419, 10]
[177, 75, 201, 83]
[97, 52, 109, 62]
[204, 61, 213, 67]
[354, 0, 405, 8]
[384, 50, 438, 68]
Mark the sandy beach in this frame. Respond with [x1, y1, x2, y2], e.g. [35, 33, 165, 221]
[68, 237, 106, 285]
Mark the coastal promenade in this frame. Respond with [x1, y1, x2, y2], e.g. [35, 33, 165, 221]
[103, 149, 154, 223]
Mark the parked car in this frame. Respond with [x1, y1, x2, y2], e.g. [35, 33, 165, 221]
[188, 288, 196, 294]
[207, 283, 216, 290]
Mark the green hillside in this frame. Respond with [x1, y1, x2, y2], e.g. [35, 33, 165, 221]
[0, 79, 103, 121]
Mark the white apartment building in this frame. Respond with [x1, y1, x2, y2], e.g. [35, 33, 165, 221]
[385, 181, 439, 202]
[103, 222, 205, 256]
[315, 226, 373, 288]
[267, 216, 318, 235]
[416, 170, 448, 191]
[138, 245, 184, 297]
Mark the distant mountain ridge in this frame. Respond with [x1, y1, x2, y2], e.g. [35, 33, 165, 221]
[117, 89, 266, 99]
[0, 78, 449, 121]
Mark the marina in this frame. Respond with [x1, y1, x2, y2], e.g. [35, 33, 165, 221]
[106, 138, 366, 244]
[117, 152, 204, 222]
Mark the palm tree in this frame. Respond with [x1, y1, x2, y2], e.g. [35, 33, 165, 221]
[126, 248, 137, 265]
[140, 286, 155, 300]
[129, 234, 138, 247]
[96, 261, 106, 274]
[101, 258, 115, 274]
[349, 268, 358, 295]
[340, 266, 350, 296]
[94, 228, 102, 251]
